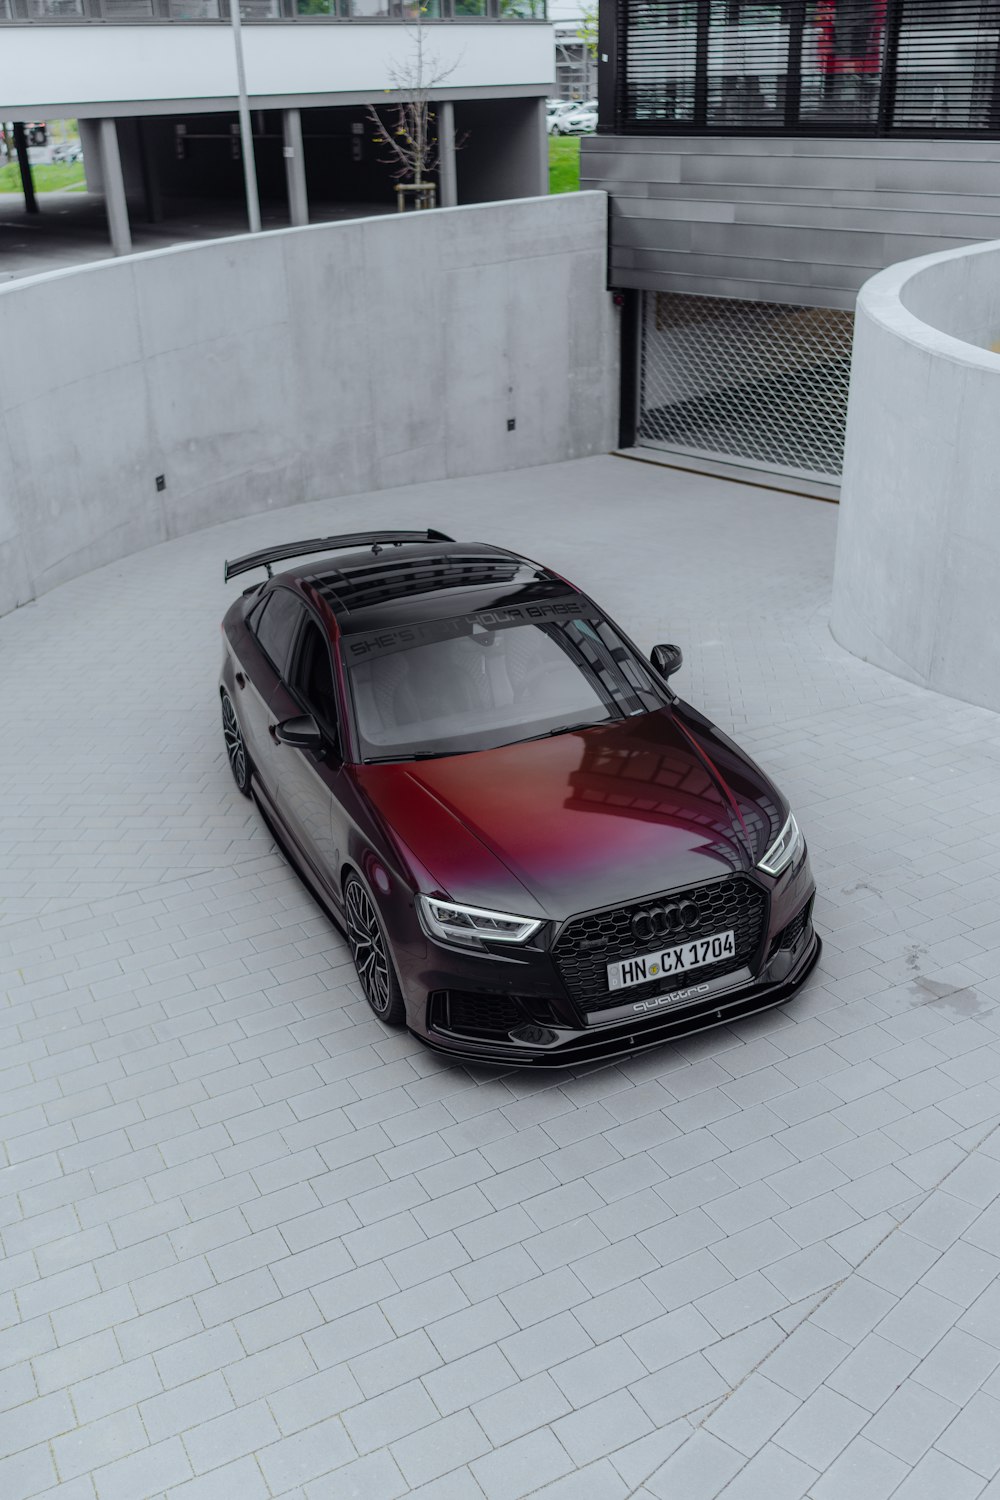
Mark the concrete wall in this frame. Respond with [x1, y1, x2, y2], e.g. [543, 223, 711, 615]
[831, 239, 1000, 712]
[0, 194, 617, 619]
[581, 136, 1000, 311]
[0, 23, 554, 116]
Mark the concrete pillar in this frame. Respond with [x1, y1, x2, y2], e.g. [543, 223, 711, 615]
[533, 96, 549, 197]
[79, 119, 103, 194]
[98, 118, 132, 256]
[438, 101, 458, 208]
[282, 108, 308, 227]
[13, 123, 38, 214]
[137, 119, 163, 224]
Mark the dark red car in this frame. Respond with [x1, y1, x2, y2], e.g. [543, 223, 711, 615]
[220, 531, 819, 1065]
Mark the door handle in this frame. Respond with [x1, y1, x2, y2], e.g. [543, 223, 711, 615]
[235, 672, 246, 690]
[268, 721, 279, 742]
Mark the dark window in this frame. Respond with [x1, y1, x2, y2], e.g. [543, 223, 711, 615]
[289, 619, 340, 727]
[892, 0, 1000, 132]
[615, 0, 1000, 136]
[707, 2, 791, 127]
[799, 0, 885, 128]
[621, 0, 698, 125]
[253, 588, 307, 676]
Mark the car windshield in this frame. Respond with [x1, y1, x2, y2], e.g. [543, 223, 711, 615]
[344, 599, 666, 762]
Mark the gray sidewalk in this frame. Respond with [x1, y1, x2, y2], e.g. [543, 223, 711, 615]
[2, 454, 1000, 1499]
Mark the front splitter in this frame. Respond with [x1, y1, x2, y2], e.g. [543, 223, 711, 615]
[588, 964, 754, 1027]
[419, 932, 822, 1068]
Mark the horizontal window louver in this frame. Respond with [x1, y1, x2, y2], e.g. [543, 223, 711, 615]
[893, 0, 1000, 131]
[799, 0, 885, 127]
[707, 3, 792, 127]
[621, 0, 699, 126]
[99, 0, 154, 14]
[615, 0, 1000, 136]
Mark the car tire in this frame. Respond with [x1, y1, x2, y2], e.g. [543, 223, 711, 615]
[221, 691, 252, 797]
[344, 874, 407, 1026]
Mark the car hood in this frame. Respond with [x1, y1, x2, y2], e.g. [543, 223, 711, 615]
[356, 708, 784, 921]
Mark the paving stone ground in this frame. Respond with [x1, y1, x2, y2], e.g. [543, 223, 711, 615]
[3, 454, 1000, 1500]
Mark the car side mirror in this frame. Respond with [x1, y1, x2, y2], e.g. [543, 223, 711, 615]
[651, 643, 683, 679]
[274, 714, 323, 750]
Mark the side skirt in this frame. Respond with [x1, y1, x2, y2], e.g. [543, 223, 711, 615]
[250, 776, 347, 937]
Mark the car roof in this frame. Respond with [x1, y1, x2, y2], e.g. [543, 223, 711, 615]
[276, 540, 576, 634]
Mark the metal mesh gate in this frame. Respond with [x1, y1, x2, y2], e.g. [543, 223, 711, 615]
[638, 292, 855, 481]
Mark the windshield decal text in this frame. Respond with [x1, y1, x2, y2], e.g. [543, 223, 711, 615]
[345, 596, 590, 661]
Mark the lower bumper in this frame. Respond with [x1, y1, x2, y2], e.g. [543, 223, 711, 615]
[415, 926, 821, 1067]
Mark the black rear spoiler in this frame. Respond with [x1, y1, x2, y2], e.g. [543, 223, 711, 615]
[224, 529, 455, 583]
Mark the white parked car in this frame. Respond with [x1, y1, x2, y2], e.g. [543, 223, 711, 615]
[553, 107, 598, 135]
[51, 141, 84, 165]
[548, 99, 594, 133]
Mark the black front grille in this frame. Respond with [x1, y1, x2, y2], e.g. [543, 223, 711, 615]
[553, 874, 768, 1017]
[432, 991, 526, 1038]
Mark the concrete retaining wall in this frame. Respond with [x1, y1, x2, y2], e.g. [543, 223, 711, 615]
[0, 193, 617, 618]
[831, 239, 1000, 712]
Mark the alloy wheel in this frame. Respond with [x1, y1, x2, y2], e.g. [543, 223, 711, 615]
[346, 879, 392, 1014]
[222, 693, 249, 793]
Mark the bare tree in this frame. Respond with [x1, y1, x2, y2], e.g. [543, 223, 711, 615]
[367, 5, 458, 210]
[0, 121, 15, 169]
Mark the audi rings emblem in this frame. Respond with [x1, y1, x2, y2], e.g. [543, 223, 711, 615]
[631, 901, 701, 944]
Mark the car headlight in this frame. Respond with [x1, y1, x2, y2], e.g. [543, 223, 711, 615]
[758, 812, 804, 877]
[416, 895, 542, 948]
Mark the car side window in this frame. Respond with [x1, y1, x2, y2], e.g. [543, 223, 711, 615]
[252, 588, 307, 677]
[289, 618, 340, 730]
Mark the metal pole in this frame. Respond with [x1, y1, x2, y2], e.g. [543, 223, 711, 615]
[229, 0, 261, 233]
[13, 123, 38, 214]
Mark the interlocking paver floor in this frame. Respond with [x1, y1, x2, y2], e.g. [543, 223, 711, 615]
[3, 453, 1000, 1499]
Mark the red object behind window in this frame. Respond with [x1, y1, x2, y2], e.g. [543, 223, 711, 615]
[814, 0, 886, 75]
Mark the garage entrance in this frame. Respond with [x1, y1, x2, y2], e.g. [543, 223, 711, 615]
[637, 291, 854, 485]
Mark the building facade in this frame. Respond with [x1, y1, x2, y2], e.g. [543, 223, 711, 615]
[0, 2, 553, 257]
[582, 0, 1000, 494]
[554, 20, 598, 98]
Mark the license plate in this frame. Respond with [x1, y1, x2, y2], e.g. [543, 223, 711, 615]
[607, 929, 736, 992]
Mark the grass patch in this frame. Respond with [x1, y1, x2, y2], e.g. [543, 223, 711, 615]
[0, 162, 86, 194]
[549, 136, 581, 195]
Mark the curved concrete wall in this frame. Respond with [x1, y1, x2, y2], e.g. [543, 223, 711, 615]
[0, 193, 616, 619]
[831, 239, 1000, 713]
